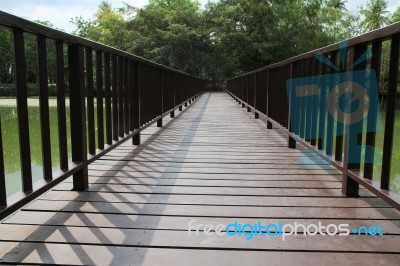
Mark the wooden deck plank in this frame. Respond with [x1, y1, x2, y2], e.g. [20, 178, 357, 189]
[0, 224, 399, 253]
[1, 92, 400, 265]
[35, 191, 390, 207]
[21, 200, 400, 219]
[5, 212, 400, 234]
[1, 242, 399, 266]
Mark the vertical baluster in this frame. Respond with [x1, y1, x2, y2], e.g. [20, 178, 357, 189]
[333, 51, 343, 161]
[55, 41, 68, 170]
[381, 36, 400, 190]
[129, 60, 135, 132]
[310, 59, 319, 146]
[124, 58, 129, 135]
[171, 72, 175, 118]
[364, 41, 382, 179]
[104, 53, 112, 145]
[112, 55, 118, 141]
[86, 48, 95, 155]
[299, 61, 306, 139]
[68, 44, 88, 190]
[342, 44, 368, 196]
[118, 56, 124, 137]
[157, 69, 163, 127]
[288, 63, 296, 148]
[132, 62, 141, 145]
[37, 36, 52, 180]
[317, 59, 326, 151]
[327, 52, 337, 157]
[13, 30, 32, 192]
[96, 51, 104, 150]
[266, 70, 272, 129]
[0, 117, 6, 206]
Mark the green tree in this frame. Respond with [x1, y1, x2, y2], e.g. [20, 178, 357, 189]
[125, 0, 210, 77]
[391, 7, 400, 23]
[359, 0, 389, 32]
[327, 0, 347, 10]
[0, 28, 14, 84]
[71, 1, 128, 49]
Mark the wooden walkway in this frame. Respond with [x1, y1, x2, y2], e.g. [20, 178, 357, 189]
[0, 92, 399, 265]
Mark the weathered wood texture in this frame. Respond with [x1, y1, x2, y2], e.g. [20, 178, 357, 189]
[1, 92, 399, 265]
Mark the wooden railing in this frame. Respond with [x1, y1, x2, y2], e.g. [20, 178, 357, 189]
[227, 22, 400, 210]
[0, 11, 205, 219]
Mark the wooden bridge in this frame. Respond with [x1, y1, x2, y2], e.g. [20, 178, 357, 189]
[0, 11, 400, 265]
[0, 92, 399, 265]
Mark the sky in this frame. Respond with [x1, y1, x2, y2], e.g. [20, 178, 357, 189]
[0, 0, 399, 33]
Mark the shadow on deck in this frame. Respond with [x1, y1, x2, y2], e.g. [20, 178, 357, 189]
[0, 92, 399, 265]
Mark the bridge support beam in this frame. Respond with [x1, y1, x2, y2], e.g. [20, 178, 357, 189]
[288, 136, 296, 149]
[157, 118, 163, 127]
[132, 132, 140, 145]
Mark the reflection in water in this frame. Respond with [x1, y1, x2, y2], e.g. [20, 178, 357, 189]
[1, 100, 72, 197]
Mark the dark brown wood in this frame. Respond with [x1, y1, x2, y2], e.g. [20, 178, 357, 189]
[86, 48, 96, 155]
[104, 53, 112, 145]
[342, 44, 368, 197]
[124, 58, 130, 135]
[13, 30, 33, 192]
[0, 118, 6, 206]
[37, 35, 52, 180]
[68, 44, 88, 191]
[96, 51, 104, 150]
[381, 36, 400, 190]
[118, 56, 124, 137]
[363, 41, 381, 179]
[112, 55, 119, 141]
[55, 41, 68, 171]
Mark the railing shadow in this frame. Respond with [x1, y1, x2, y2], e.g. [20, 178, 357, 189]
[0, 93, 211, 264]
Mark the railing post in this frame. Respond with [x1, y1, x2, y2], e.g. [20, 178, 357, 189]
[287, 63, 296, 149]
[13, 29, 33, 192]
[37, 35, 52, 180]
[157, 69, 163, 127]
[342, 44, 368, 196]
[0, 117, 6, 207]
[68, 44, 88, 191]
[364, 40, 382, 179]
[380, 35, 400, 190]
[56, 41, 69, 170]
[132, 62, 141, 145]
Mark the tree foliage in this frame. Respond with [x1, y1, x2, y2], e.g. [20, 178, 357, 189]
[0, 0, 397, 87]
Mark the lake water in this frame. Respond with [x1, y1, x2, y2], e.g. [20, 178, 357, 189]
[0, 98, 73, 197]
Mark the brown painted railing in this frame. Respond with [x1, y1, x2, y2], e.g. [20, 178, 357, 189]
[227, 22, 400, 210]
[0, 11, 205, 219]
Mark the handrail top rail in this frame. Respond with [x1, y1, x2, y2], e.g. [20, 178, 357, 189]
[229, 21, 400, 80]
[0, 10, 201, 79]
